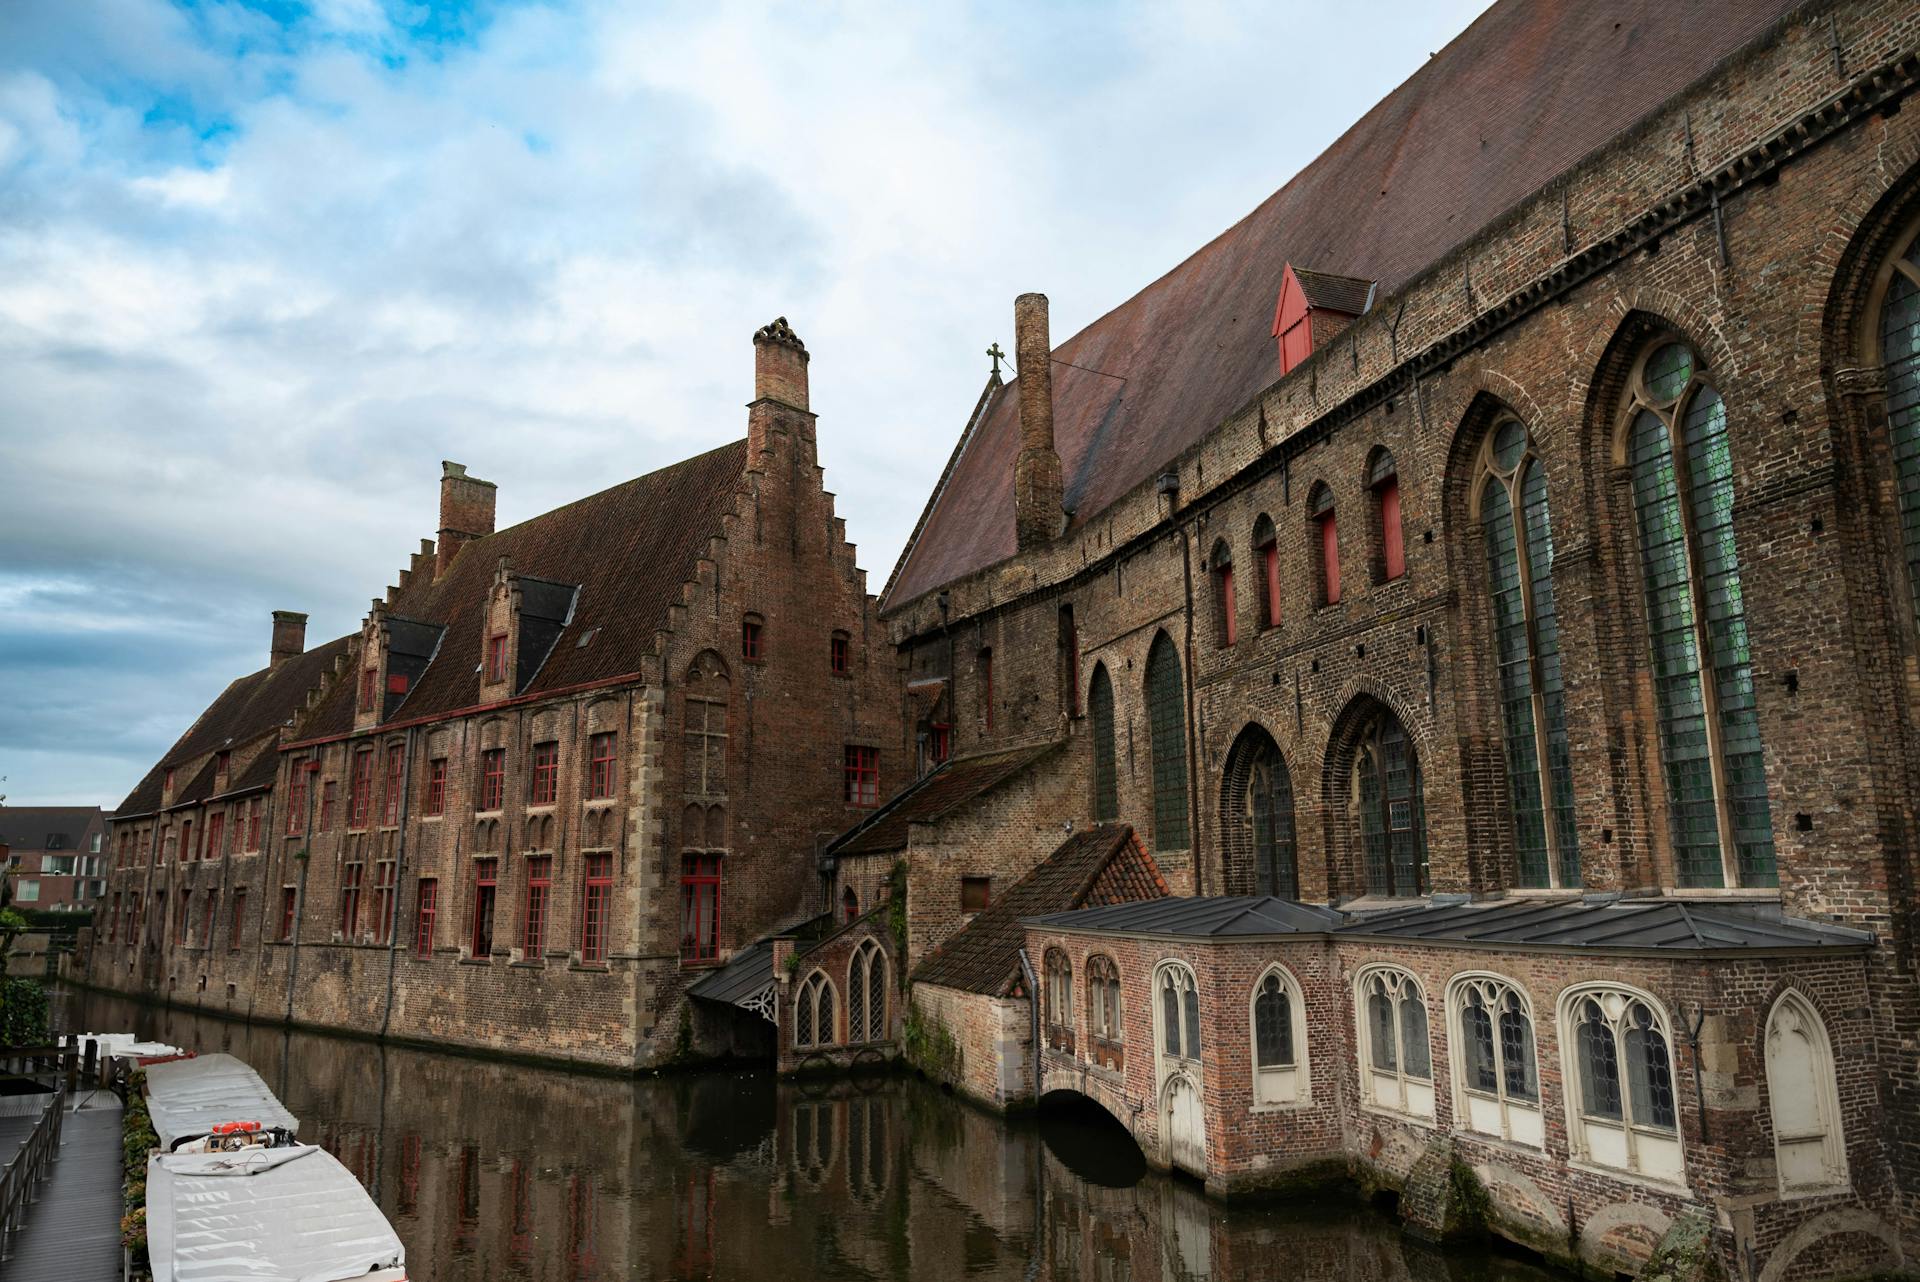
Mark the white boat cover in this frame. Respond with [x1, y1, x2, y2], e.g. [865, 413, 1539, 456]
[148, 1143, 406, 1282]
[78, 1031, 184, 1062]
[142, 1053, 300, 1148]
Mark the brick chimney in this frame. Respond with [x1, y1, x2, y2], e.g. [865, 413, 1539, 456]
[437, 461, 497, 579]
[748, 317, 812, 462]
[1013, 292, 1063, 550]
[270, 610, 308, 668]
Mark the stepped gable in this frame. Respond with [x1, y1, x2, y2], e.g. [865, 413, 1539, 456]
[114, 634, 352, 817]
[882, 0, 1799, 609]
[828, 741, 1061, 857]
[912, 824, 1167, 997]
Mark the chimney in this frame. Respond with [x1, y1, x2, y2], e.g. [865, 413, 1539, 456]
[437, 461, 497, 578]
[270, 610, 308, 668]
[748, 317, 812, 463]
[1013, 292, 1063, 550]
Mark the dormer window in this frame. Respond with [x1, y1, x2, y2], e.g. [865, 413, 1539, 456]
[216, 750, 231, 778]
[486, 634, 509, 684]
[359, 667, 379, 712]
[1271, 264, 1374, 376]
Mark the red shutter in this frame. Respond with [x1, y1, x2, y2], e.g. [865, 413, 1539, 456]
[1379, 478, 1405, 580]
[1262, 542, 1282, 628]
[1320, 513, 1341, 605]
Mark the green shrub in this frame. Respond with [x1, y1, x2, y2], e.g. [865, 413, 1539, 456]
[122, 1073, 155, 1269]
[0, 977, 49, 1046]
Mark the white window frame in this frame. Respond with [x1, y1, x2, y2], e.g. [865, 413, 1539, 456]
[1087, 954, 1123, 1044]
[1765, 990, 1849, 1197]
[1248, 963, 1310, 1109]
[1446, 972, 1543, 1147]
[1354, 965, 1434, 1121]
[1557, 982, 1686, 1186]
[793, 970, 837, 1049]
[1153, 961, 1202, 1076]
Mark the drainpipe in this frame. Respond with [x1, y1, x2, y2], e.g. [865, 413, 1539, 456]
[1017, 947, 1040, 1104]
[1683, 1003, 1710, 1144]
[379, 726, 418, 1039]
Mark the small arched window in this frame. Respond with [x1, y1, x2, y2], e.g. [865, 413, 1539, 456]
[1252, 514, 1281, 630]
[793, 971, 836, 1049]
[842, 885, 858, 922]
[1766, 991, 1848, 1196]
[847, 940, 887, 1045]
[1370, 448, 1405, 582]
[1479, 416, 1579, 889]
[1250, 966, 1309, 1106]
[1309, 483, 1340, 605]
[1145, 633, 1191, 851]
[1087, 955, 1123, 1043]
[1622, 337, 1774, 888]
[1353, 708, 1427, 897]
[1356, 967, 1433, 1119]
[1448, 974, 1542, 1147]
[1210, 540, 1237, 647]
[1044, 949, 1074, 1032]
[1156, 964, 1201, 1063]
[1089, 664, 1118, 821]
[1561, 985, 1682, 1182]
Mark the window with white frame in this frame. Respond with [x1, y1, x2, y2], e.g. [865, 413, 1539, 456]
[1156, 964, 1201, 1065]
[1448, 974, 1541, 1146]
[1765, 991, 1848, 1196]
[1087, 955, 1122, 1043]
[1044, 950, 1074, 1046]
[1250, 966, 1309, 1106]
[793, 971, 836, 1050]
[847, 940, 887, 1046]
[1356, 967, 1433, 1119]
[1562, 986, 1683, 1183]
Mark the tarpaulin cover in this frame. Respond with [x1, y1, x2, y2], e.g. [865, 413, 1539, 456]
[79, 1031, 184, 1062]
[141, 1052, 300, 1148]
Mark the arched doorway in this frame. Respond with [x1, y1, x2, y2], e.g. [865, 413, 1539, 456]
[1219, 726, 1298, 897]
[1161, 1074, 1206, 1177]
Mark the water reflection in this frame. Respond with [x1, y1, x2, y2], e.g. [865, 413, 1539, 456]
[57, 987, 1566, 1282]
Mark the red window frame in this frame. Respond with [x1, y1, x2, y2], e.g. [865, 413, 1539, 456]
[340, 862, 363, 938]
[929, 724, 951, 765]
[1260, 538, 1282, 629]
[741, 616, 762, 661]
[373, 860, 397, 945]
[1217, 562, 1238, 646]
[486, 634, 509, 683]
[580, 853, 612, 964]
[471, 858, 498, 958]
[181, 819, 195, 863]
[320, 780, 338, 832]
[229, 889, 246, 950]
[164, 767, 176, 794]
[279, 887, 297, 942]
[246, 798, 263, 850]
[480, 749, 506, 811]
[588, 733, 617, 799]
[1318, 511, 1341, 605]
[530, 741, 559, 806]
[205, 811, 225, 861]
[382, 744, 404, 826]
[216, 749, 230, 777]
[522, 854, 552, 954]
[830, 632, 849, 675]
[349, 749, 375, 828]
[1377, 476, 1405, 581]
[359, 667, 378, 712]
[680, 853, 722, 963]
[414, 878, 438, 958]
[425, 758, 447, 816]
[844, 746, 879, 808]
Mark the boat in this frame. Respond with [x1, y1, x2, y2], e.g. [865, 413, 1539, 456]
[140, 1052, 300, 1149]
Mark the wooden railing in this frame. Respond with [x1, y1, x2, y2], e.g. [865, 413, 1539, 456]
[0, 1070, 67, 1275]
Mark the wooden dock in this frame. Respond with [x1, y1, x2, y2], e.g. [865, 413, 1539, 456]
[2, 1091, 123, 1282]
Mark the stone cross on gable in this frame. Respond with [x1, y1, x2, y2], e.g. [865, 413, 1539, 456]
[987, 342, 1006, 378]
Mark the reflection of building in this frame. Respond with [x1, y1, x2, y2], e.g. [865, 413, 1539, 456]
[0, 806, 108, 910]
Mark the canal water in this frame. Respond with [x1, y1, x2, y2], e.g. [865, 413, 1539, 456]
[56, 986, 1567, 1282]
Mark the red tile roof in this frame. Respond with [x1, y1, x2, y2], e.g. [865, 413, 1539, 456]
[829, 741, 1061, 858]
[882, 0, 1798, 609]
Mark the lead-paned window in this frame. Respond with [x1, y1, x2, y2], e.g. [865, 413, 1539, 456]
[794, 971, 835, 1049]
[1090, 664, 1118, 821]
[1157, 964, 1200, 1062]
[1358, 967, 1433, 1120]
[1878, 245, 1920, 626]
[1564, 987, 1683, 1182]
[1145, 633, 1190, 850]
[1355, 710, 1427, 896]
[1451, 974, 1542, 1146]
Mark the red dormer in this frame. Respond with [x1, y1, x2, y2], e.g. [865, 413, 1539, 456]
[1271, 264, 1375, 376]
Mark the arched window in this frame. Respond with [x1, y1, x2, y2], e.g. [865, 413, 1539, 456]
[1087, 955, 1123, 1043]
[1156, 963, 1201, 1063]
[1875, 235, 1920, 616]
[1355, 967, 1433, 1119]
[1370, 448, 1405, 582]
[1145, 633, 1190, 851]
[1058, 605, 1080, 718]
[1478, 416, 1579, 889]
[684, 655, 730, 799]
[1250, 966, 1309, 1106]
[793, 971, 836, 1049]
[1044, 949, 1074, 1032]
[1448, 974, 1542, 1146]
[1353, 708, 1427, 896]
[1210, 540, 1237, 647]
[1089, 664, 1118, 821]
[1622, 338, 1774, 888]
[1766, 991, 1848, 1196]
[1252, 514, 1281, 629]
[1309, 483, 1340, 605]
[1561, 985, 1682, 1182]
[847, 940, 887, 1045]
[842, 885, 858, 922]
[1222, 727, 1297, 897]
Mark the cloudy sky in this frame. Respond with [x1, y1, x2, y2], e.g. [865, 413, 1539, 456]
[0, 0, 1486, 808]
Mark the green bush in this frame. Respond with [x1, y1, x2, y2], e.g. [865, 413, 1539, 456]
[0, 977, 49, 1046]
[122, 1073, 155, 1270]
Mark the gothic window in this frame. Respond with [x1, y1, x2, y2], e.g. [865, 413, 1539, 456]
[1623, 338, 1775, 887]
[1045, 949, 1074, 1033]
[1356, 966, 1433, 1120]
[1370, 448, 1405, 582]
[794, 971, 836, 1049]
[1562, 985, 1683, 1182]
[1309, 483, 1340, 605]
[1253, 514, 1281, 629]
[1765, 991, 1848, 1196]
[1877, 238, 1920, 619]
[1210, 539, 1237, 647]
[1223, 728, 1297, 898]
[1059, 605, 1080, 717]
[1089, 664, 1118, 821]
[1156, 963, 1201, 1063]
[848, 940, 887, 1045]
[1449, 974, 1542, 1147]
[1478, 416, 1579, 888]
[1250, 966, 1309, 1106]
[1353, 708, 1427, 896]
[684, 658, 730, 799]
[1145, 632, 1190, 851]
[1087, 955, 1122, 1044]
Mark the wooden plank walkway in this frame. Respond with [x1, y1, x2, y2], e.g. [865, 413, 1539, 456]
[3, 1094, 123, 1282]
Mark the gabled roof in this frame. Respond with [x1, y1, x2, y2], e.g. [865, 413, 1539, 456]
[300, 440, 749, 738]
[1288, 266, 1375, 317]
[829, 741, 1061, 858]
[1025, 895, 1345, 939]
[912, 824, 1167, 996]
[0, 806, 105, 854]
[882, 0, 1800, 610]
[1336, 897, 1875, 953]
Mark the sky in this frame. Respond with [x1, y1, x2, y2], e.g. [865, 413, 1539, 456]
[0, 0, 1489, 808]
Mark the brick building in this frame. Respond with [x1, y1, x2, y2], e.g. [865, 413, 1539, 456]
[827, 1, 1920, 1279]
[85, 319, 909, 1068]
[0, 806, 108, 910]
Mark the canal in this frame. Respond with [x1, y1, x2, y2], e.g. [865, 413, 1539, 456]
[56, 987, 1568, 1282]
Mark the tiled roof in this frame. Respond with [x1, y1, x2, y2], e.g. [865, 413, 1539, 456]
[883, 0, 1799, 609]
[0, 806, 105, 854]
[300, 440, 748, 738]
[1291, 267, 1374, 317]
[829, 741, 1061, 857]
[1336, 897, 1875, 953]
[912, 825, 1167, 996]
[1024, 895, 1345, 938]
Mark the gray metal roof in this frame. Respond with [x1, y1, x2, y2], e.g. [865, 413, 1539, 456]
[1022, 896, 1346, 938]
[1335, 897, 1875, 952]
[686, 940, 774, 1008]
